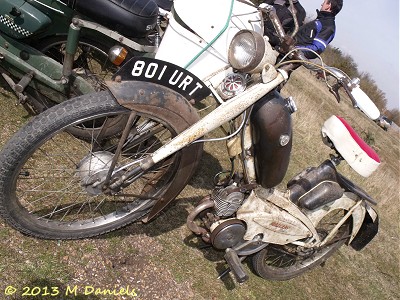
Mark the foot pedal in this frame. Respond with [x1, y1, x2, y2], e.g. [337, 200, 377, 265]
[224, 248, 248, 283]
[14, 71, 34, 93]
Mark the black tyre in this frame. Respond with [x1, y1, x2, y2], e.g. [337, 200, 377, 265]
[252, 209, 350, 280]
[0, 91, 202, 239]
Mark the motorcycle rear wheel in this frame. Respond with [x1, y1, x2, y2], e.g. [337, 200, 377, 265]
[27, 36, 117, 114]
[252, 209, 350, 280]
[27, 37, 124, 139]
[0, 91, 202, 239]
[35, 36, 117, 92]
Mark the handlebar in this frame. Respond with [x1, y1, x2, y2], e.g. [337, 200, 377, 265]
[257, 1, 380, 120]
[258, 3, 286, 42]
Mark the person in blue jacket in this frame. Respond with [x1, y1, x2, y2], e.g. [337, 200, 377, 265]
[295, 0, 343, 58]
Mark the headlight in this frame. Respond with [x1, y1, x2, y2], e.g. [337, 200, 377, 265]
[228, 30, 266, 73]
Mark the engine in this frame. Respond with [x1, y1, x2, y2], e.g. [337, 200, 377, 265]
[187, 184, 247, 250]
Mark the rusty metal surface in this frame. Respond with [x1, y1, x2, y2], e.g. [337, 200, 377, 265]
[106, 80, 199, 125]
[105, 71, 285, 221]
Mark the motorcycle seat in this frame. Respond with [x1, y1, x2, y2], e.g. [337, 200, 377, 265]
[321, 115, 380, 177]
[154, 0, 173, 11]
[63, 0, 160, 38]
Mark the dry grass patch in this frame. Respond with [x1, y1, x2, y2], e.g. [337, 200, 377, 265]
[0, 68, 398, 299]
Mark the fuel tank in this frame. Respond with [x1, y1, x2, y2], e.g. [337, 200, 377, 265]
[0, 0, 51, 39]
[250, 90, 293, 188]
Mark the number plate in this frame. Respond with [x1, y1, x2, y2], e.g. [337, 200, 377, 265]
[112, 57, 210, 101]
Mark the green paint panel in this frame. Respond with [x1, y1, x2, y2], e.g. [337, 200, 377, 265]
[0, 0, 51, 39]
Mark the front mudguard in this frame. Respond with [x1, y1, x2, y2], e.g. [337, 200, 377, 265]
[106, 80, 203, 222]
[107, 80, 200, 124]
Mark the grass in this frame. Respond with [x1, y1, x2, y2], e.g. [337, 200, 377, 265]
[0, 69, 399, 300]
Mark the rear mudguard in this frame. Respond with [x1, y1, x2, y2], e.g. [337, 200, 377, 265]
[106, 79, 203, 221]
[288, 160, 379, 249]
[304, 191, 378, 248]
[333, 172, 379, 249]
[350, 204, 379, 250]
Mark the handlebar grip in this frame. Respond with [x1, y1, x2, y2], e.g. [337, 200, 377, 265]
[341, 82, 358, 107]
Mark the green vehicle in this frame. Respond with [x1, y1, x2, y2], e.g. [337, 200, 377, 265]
[0, 0, 170, 128]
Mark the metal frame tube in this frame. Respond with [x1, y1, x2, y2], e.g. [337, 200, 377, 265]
[148, 69, 286, 167]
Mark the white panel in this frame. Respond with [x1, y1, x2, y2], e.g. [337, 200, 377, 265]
[156, 0, 263, 80]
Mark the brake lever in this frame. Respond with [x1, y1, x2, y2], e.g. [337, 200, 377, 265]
[329, 79, 359, 107]
[329, 82, 342, 103]
[341, 81, 358, 107]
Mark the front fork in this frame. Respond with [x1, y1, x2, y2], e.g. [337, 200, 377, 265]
[0, 24, 95, 105]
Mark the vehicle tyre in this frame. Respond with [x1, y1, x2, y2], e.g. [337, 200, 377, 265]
[0, 91, 202, 239]
[252, 209, 350, 280]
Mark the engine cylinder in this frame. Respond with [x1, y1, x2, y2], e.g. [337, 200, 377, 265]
[212, 186, 244, 217]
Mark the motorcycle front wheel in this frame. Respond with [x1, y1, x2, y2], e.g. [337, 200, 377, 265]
[252, 209, 350, 280]
[0, 91, 202, 239]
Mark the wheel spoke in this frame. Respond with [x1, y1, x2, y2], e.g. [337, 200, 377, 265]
[0, 89, 201, 239]
[13, 110, 179, 231]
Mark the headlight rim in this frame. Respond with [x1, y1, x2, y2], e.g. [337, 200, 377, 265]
[228, 29, 266, 73]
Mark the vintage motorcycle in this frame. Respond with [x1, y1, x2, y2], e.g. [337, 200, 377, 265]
[0, 0, 381, 282]
[0, 0, 171, 119]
